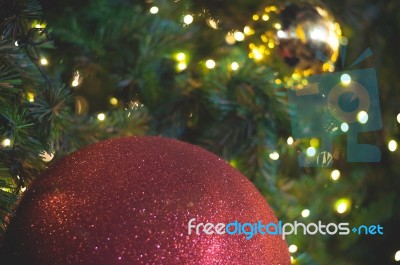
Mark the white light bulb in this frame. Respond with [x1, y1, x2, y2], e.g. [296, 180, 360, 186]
[183, 15, 194, 25]
[150, 6, 159, 14]
[288, 244, 298, 253]
[97, 113, 106, 121]
[331, 170, 341, 181]
[205, 59, 216, 69]
[230, 62, 239, 71]
[301, 209, 310, 218]
[269, 151, 280, 161]
[388, 140, 398, 152]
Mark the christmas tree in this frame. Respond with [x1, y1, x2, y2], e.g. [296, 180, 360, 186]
[0, 0, 399, 264]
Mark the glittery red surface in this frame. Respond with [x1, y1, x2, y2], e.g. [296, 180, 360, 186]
[1, 137, 290, 265]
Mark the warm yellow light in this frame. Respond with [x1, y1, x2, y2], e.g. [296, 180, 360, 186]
[288, 244, 298, 253]
[269, 151, 280, 161]
[1, 138, 11, 147]
[262, 14, 270, 21]
[71, 80, 79, 87]
[268, 42, 275, 49]
[291, 256, 296, 264]
[388, 140, 398, 152]
[207, 18, 218, 29]
[357, 111, 369, 124]
[274, 23, 282, 30]
[183, 15, 194, 25]
[252, 48, 263, 60]
[35, 24, 41, 28]
[310, 138, 319, 148]
[27, 92, 35, 102]
[397, 113, 400, 124]
[40, 58, 48, 66]
[287, 136, 294, 145]
[340, 74, 351, 85]
[225, 33, 236, 45]
[41, 151, 55, 162]
[243, 26, 254, 36]
[230, 62, 239, 71]
[275, 79, 282, 85]
[150, 6, 159, 14]
[109, 97, 118, 106]
[331, 169, 341, 181]
[261, 35, 268, 43]
[177, 62, 187, 71]
[234, 31, 245, 42]
[301, 209, 310, 218]
[252, 14, 259, 21]
[205, 59, 216, 69]
[335, 198, 351, 214]
[176, 52, 186, 61]
[21, 186, 27, 192]
[97, 113, 106, 121]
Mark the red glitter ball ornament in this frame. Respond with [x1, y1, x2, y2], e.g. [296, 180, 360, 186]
[1, 137, 290, 265]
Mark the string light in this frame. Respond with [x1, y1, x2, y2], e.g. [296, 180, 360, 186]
[233, 31, 245, 42]
[291, 256, 296, 264]
[225, 33, 236, 45]
[21, 186, 27, 192]
[230, 62, 239, 71]
[150, 6, 159, 14]
[397, 113, 400, 124]
[335, 198, 351, 214]
[274, 23, 282, 30]
[301, 209, 310, 218]
[71, 71, 82, 87]
[109, 97, 118, 106]
[277, 30, 287, 39]
[97, 113, 106, 121]
[306, 147, 317, 157]
[27, 92, 35, 102]
[269, 151, 280, 161]
[35, 24, 41, 28]
[41, 151, 55, 162]
[340, 122, 349, 132]
[288, 245, 298, 253]
[177, 62, 187, 71]
[183, 15, 194, 25]
[252, 14, 259, 21]
[357, 111, 369, 124]
[394, 250, 400, 262]
[262, 14, 270, 21]
[15, 41, 19, 46]
[206, 18, 218, 29]
[205, 59, 216, 69]
[388, 140, 398, 152]
[287, 136, 294, 145]
[40, 58, 48, 66]
[340, 74, 351, 85]
[310, 138, 319, 148]
[331, 169, 341, 181]
[1, 138, 11, 147]
[176, 52, 186, 61]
